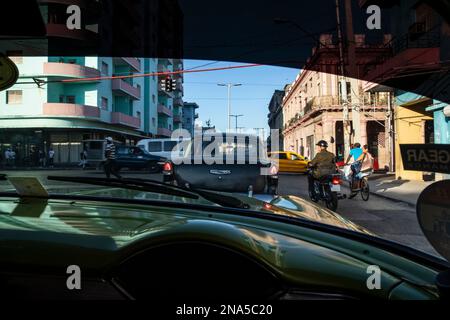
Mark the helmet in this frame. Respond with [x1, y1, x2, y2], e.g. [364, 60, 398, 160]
[105, 136, 113, 142]
[316, 140, 328, 148]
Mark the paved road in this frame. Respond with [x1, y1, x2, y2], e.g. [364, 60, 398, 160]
[0, 169, 440, 257]
[277, 173, 439, 256]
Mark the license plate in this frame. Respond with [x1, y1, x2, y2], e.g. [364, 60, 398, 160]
[331, 184, 341, 192]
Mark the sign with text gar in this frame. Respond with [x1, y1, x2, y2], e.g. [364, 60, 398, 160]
[400, 144, 450, 174]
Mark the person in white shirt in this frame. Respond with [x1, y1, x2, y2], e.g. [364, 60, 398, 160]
[4, 149, 11, 167]
[48, 148, 55, 168]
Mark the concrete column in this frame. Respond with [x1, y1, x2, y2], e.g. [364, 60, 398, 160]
[359, 119, 367, 146]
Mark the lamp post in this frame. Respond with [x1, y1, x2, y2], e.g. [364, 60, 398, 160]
[229, 114, 243, 132]
[217, 83, 242, 131]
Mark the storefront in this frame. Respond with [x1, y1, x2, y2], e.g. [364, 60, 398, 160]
[0, 118, 147, 167]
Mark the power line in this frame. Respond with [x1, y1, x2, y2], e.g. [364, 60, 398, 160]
[15, 63, 262, 85]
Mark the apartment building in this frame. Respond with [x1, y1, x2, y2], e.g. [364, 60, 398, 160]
[282, 34, 392, 169]
[0, 56, 182, 165]
[182, 102, 199, 136]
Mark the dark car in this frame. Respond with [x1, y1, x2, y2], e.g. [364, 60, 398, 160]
[163, 133, 279, 195]
[107, 146, 166, 173]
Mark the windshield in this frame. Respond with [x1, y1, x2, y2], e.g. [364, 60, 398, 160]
[1, 0, 449, 264]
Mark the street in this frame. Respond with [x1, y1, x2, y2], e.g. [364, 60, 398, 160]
[0, 169, 439, 257]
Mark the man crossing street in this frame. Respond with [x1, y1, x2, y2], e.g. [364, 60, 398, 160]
[104, 137, 122, 179]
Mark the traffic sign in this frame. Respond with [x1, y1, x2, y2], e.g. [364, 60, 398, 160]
[400, 144, 450, 174]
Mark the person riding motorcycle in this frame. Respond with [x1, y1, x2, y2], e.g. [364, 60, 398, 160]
[307, 140, 337, 196]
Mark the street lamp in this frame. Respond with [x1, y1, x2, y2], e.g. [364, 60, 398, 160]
[229, 114, 243, 132]
[217, 83, 242, 131]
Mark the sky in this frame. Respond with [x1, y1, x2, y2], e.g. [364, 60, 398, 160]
[182, 60, 300, 137]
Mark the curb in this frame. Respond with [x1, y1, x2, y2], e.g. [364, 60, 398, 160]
[341, 184, 416, 207]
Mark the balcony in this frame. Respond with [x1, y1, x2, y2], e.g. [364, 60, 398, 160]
[111, 112, 141, 129]
[195, 113, 199, 119]
[43, 103, 100, 118]
[112, 79, 141, 100]
[157, 64, 170, 73]
[113, 57, 141, 72]
[46, 23, 98, 42]
[173, 98, 183, 106]
[157, 127, 172, 137]
[43, 62, 100, 81]
[173, 115, 182, 123]
[362, 30, 441, 91]
[157, 104, 173, 117]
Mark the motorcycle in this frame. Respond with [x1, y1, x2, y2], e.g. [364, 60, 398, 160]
[307, 167, 345, 211]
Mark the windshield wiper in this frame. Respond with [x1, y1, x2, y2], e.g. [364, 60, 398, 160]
[47, 176, 250, 209]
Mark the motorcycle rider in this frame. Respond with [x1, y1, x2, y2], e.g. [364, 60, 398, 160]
[307, 140, 337, 196]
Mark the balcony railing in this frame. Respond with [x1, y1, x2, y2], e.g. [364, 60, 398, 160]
[111, 112, 141, 128]
[43, 103, 100, 118]
[174, 98, 183, 106]
[173, 115, 182, 123]
[157, 104, 173, 117]
[112, 79, 141, 100]
[157, 127, 172, 137]
[43, 62, 100, 80]
[46, 23, 98, 41]
[113, 57, 141, 72]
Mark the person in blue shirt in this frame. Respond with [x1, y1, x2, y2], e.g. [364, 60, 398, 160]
[345, 143, 363, 190]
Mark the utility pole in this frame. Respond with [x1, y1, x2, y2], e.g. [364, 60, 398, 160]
[218, 83, 242, 132]
[230, 114, 243, 132]
[254, 127, 265, 140]
[335, 0, 351, 157]
[344, 0, 362, 146]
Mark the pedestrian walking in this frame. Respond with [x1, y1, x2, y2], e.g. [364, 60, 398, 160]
[38, 149, 45, 168]
[10, 149, 16, 168]
[78, 149, 88, 169]
[103, 137, 121, 179]
[4, 149, 11, 167]
[48, 148, 55, 168]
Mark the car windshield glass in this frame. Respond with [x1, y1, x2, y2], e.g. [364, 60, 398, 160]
[1, 0, 449, 262]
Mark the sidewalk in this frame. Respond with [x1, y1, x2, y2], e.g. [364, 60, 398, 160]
[364, 174, 434, 206]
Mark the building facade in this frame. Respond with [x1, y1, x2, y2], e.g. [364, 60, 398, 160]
[267, 89, 285, 151]
[360, 0, 450, 181]
[0, 56, 182, 165]
[282, 34, 392, 169]
[182, 102, 199, 136]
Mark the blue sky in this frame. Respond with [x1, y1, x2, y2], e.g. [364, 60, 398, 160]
[182, 60, 299, 136]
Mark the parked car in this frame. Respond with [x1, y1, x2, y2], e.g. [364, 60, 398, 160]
[101, 146, 166, 173]
[268, 151, 310, 173]
[163, 133, 279, 195]
[137, 138, 189, 161]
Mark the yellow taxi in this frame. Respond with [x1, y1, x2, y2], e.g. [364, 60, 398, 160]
[268, 151, 310, 173]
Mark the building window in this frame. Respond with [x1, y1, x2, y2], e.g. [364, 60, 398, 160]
[66, 95, 76, 104]
[101, 97, 108, 109]
[152, 117, 156, 126]
[152, 94, 156, 103]
[101, 62, 109, 75]
[6, 90, 23, 104]
[59, 95, 65, 103]
[136, 111, 141, 120]
[7, 51, 23, 64]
